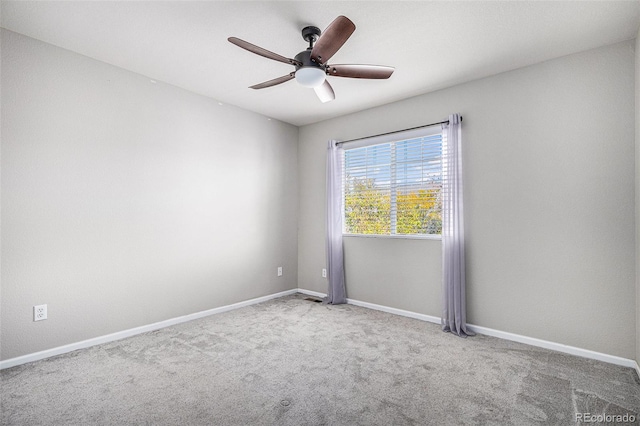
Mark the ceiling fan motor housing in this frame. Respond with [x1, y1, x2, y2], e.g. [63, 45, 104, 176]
[294, 49, 326, 72]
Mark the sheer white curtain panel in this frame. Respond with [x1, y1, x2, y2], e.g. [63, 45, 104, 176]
[441, 114, 474, 337]
[325, 140, 347, 304]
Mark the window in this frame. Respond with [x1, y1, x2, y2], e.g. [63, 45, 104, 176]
[342, 126, 443, 236]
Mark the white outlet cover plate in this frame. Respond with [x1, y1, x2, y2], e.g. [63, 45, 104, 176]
[34, 304, 47, 321]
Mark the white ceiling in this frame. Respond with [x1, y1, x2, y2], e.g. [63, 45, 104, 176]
[2, 1, 639, 126]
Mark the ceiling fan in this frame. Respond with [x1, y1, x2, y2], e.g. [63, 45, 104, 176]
[228, 16, 394, 103]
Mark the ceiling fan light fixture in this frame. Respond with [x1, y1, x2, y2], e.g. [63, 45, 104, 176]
[295, 67, 326, 88]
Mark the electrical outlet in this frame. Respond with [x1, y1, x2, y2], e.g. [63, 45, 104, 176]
[34, 304, 47, 322]
[322, 268, 327, 278]
[277, 267, 283, 277]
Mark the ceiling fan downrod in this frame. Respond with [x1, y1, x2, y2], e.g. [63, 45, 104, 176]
[301, 26, 321, 50]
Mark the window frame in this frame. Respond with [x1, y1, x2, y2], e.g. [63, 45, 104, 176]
[340, 125, 444, 240]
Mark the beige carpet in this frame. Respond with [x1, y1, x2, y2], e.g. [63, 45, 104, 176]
[1, 293, 638, 425]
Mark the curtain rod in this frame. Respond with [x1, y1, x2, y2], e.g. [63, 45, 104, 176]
[335, 116, 462, 146]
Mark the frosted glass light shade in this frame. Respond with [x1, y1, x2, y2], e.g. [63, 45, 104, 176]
[295, 67, 326, 88]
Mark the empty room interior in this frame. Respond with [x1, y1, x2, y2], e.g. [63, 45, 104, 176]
[2, 1, 640, 424]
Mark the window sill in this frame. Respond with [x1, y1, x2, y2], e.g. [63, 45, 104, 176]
[343, 233, 441, 241]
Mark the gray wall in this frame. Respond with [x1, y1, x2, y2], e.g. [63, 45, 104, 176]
[1, 30, 299, 360]
[636, 28, 640, 368]
[298, 41, 636, 359]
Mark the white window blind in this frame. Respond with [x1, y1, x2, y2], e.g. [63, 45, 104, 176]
[342, 127, 443, 236]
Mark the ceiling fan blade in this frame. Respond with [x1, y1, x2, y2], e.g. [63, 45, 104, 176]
[310, 16, 355, 64]
[314, 80, 335, 103]
[228, 37, 300, 66]
[250, 73, 295, 89]
[327, 64, 395, 79]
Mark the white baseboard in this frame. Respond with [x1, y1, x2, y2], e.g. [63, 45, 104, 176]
[297, 288, 327, 299]
[297, 288, 637, 370]
[298, 288, 440, 325]
[0, 289, 298, 370]
[3, 288, 636, 372]
[465, 324, 637, 369]
[346, 298, 442, 324]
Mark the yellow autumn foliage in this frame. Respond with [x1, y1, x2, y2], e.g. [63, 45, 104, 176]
[344, 177, 441, 235]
